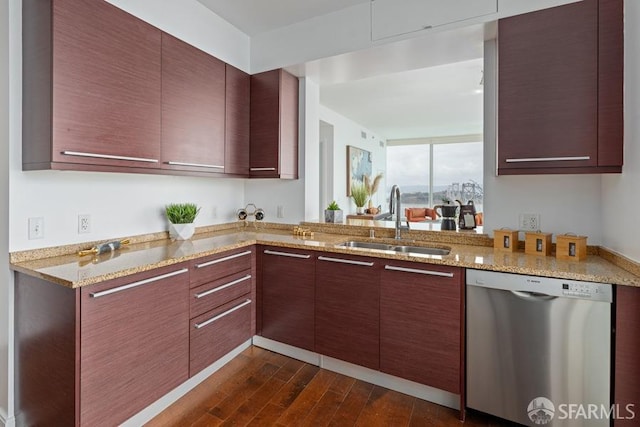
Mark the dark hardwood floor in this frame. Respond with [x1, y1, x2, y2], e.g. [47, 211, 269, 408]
[146, 346, 515, 426]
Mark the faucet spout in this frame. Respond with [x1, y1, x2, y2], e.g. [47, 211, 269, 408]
[389, 185, 408, 239]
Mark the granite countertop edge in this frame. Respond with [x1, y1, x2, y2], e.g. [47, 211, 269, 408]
[10, 227, 640, 289]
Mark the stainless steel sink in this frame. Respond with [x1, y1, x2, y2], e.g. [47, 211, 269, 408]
[337, 241, 450, 256]
[391, 245, 450, 256]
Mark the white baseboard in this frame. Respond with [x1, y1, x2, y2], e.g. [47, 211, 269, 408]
[121, 339, 252, 427]
[252, 336, 459, 410]
[0, 411, 16, 427]
[251, 336, 321, 365]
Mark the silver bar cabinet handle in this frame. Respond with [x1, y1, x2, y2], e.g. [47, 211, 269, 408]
[505, 156, 590, 163]
[384, 265, 454, 278]
[166, 161, 224, 169]
[318, 256, 374, 267]
[61, 150, 159, 163]
[195, 250, 252, 269]
[194, 299, 252, 329]
[264, 249, 311, 259]
[250, 167, 277, 171]
[194, 275, 252, 299]
[90, 268, 189, 298]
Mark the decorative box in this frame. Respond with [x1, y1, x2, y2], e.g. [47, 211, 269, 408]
[525, 231, 552, 256]
[556, 234, 588, 261]
[494, 229, 519, 252]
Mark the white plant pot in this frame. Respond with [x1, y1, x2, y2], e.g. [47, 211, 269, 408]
[168, 223, 195, 240]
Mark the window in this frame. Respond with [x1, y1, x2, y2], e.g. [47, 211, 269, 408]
[386, 139, 483, 215]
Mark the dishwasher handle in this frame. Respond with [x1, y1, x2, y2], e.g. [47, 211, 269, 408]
[511, 290, 558, 301]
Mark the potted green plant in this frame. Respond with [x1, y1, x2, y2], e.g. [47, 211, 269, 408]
[350, 181, 369, 214]
[324, 200, 343, 223]
[165, 203, 201, 240]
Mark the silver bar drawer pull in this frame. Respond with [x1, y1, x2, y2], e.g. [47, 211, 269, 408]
[195, 250, 252, 269]
[61, 151, 159, 163]
[90, 268, 189, 298]
[264, 250, 311, 259]
[194, 299, 252, 329]
[505, 156, 590, 163]
[166, 161, 224, 169]
[250, 167, 276, 171]
[194, 275, 252, 299]
[384, 265, 454, 278]
[318, 256, 374, 267]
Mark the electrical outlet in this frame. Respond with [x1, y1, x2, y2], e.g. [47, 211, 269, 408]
[519, 213, 540, 231]
[28, 217, 44, 240]
[277, 206, 284, 218]
[78, 214, 91, 234]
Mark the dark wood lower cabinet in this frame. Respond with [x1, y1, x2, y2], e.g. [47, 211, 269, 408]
[260, 247, 315, 351]
[615, 285, 640, 426]
[79, 265, 190, 426]
[380, 262, 464, 395]
[315, 254, 380, 370]
[15, 263, 190, 427]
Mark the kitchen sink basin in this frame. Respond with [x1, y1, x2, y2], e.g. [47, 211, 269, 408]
[337, 241, 450, 256]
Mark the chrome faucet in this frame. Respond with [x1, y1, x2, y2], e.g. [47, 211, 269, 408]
[389, 185, 409, 239]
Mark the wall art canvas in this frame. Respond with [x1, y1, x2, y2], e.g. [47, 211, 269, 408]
[347, 145, 372, 196]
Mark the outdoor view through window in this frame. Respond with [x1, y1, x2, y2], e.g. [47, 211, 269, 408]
[386, 141, 484, 216]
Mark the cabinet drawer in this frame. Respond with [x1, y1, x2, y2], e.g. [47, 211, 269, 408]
[189, 247, 253, 288]
[190, 270, 252, 319]
[190, 295, 252, 376]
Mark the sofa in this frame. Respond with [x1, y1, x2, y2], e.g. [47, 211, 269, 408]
[405, 207, 439, 222]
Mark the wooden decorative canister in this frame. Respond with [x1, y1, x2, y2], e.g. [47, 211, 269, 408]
[494, 229, 519, 252]
[556, 234, 587, 261]
[525, 231, 552, 256]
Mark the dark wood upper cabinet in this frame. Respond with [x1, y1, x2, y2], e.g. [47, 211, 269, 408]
[380, 262, 464, 396]
[497, 0, 623, 175]
[315, 253, 380, 370]
[23, 0, 162, 172]
[161, 33, 226, 174]
[250, 69, 299, 179]
[259, 247, 316, 351]
[225, 64, 251, 177]
[614, 286, 640, 427]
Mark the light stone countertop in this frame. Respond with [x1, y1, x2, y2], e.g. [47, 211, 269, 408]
[10, 225, 640, 289]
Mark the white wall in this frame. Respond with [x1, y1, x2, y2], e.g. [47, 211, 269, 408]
[482, 40, 604, 244]
[1, 0, 12, 424]
[319, 105, 388, 215]
[601, 0, 640, 262]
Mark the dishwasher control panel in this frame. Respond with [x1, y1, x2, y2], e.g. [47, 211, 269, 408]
[562, 282, 602, 298]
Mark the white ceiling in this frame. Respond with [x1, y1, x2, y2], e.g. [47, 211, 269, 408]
[197, 0, 486, 141]
[196, 0, 368, 36]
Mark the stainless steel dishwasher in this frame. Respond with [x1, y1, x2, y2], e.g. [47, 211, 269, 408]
[466, 269, 612, 426]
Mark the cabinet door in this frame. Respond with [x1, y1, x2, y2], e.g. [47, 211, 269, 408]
[372, 0, 497, 41]
[615, 286, 640, 427]
[225, 64, 250, 177]
[51, 0, 161, 169]
[380, 262, 463, 394]
[315, 254, 380, 370]
[250, 69, 299, 179]
[80, 264, 189, 426]
[260, 247, 315, 351]
[161, 33, 225, 174]
[498, 0, 599, 174]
